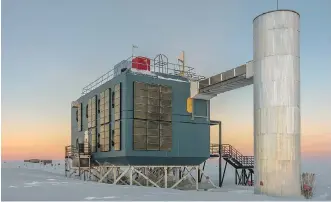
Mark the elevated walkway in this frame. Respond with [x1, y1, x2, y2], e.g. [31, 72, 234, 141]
[191, 61, 253, 100]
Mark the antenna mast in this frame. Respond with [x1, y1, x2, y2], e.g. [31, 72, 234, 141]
[178, 51, 185, 76]
[132, 44, 138, 58]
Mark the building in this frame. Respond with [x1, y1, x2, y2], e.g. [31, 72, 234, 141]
[70, 55, 210, 166]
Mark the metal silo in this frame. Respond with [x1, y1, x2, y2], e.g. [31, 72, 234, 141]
[253, 10, 301, 197]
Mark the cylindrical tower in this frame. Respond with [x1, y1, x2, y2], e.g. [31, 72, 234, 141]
[253, 10, 301, 197]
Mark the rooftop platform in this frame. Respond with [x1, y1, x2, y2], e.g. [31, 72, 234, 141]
[81, 54, 205, 95]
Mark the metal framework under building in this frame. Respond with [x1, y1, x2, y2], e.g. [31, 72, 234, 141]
[64, 149, 217, 190]
[65, 121, 254, 190]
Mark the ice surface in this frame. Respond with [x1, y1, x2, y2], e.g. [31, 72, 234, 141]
[129, 68, 188, 83]
[156, 75, 189, 83]
[129, 67, 156, 77]
[1, 158, 330, 201]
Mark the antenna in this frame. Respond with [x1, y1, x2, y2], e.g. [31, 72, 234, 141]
[132, 44, 138, 58]
[277, 0, 279, 10]
[178, 51, 185, 76]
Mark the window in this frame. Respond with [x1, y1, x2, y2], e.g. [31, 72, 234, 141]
[87, 96, 97, 128]
[91, 96, 97, 128]
[113, 83, 122, 151]
[100, 89, 110, 125]
[105, 89, 110, 123]
[91, 128, 97, 153]
[104, 124, 110, 151]
[114, 120, 121, 151]
[159, 121, 172, 151]
[114, 84, 121, 120]
[100, 92, 105, 125]
[77, 103, 82, 131]
[99, 125, 104, 151]
[133, 82, 172, 151]
[147, 121, 159, 150]
[87, 99, 91, 128]
[98, 99, 100, 114]
[112, 130, 114, 146]
[112, 91, 115, 108]
[86, 96, 97, 153]
[99, 89, 111, 152]
[99, 124, 110, 152]
[133, 119, 147, 150]
[86, 105, 89, 118]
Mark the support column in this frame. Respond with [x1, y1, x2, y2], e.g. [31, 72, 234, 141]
[164, 167, 168, 188]
[218, 122, 222, 187]
[253, 10, 301, 197]
[129, 167, 133, 185]
[195, 166, 199, 190]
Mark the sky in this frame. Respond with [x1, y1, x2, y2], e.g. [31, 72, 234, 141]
[1, 0, 331, 160]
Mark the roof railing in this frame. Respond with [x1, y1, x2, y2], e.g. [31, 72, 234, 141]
[81, 55, 205, 95]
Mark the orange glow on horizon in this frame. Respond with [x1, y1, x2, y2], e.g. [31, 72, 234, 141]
[1, 120, 71, 160]
[1, 120, 330, 160]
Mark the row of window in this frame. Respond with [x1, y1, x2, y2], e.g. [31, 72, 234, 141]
[76, 86, 120, 131]
[77, 83, 122, 153]
[98, 121, 121, 152]
[77, 81, 173, 152]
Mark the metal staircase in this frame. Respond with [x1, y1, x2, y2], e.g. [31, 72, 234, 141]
[221, 144, 254, 169]
[210, 143, 254, 186]
[65, 144, 92, 180]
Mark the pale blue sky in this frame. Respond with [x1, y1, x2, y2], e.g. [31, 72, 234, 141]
[2, 0, 331, 148]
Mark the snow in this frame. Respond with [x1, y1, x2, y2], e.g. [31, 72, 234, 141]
[129, 68, 189, 83]
[156, 75, 188, 83]
[129, 67, 156, 77]
[1, 158, 331, 201]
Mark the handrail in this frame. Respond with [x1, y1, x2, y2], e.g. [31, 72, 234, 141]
[81, 55, 205, 95]
[210, 144, 254, 167]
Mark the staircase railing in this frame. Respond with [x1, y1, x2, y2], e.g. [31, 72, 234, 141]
[241, 156, 254, 167]
[211, 144, 254, 167]
[222, 144, 244, 163]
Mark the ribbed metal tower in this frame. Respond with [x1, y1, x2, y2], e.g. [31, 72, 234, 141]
[253, 10, 301, 197]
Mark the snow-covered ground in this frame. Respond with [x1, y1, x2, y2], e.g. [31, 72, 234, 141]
[2, 158, 330, 201]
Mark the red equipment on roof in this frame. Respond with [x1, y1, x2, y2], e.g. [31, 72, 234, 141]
[132, 56, 151, 71]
